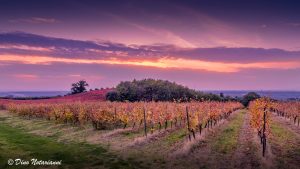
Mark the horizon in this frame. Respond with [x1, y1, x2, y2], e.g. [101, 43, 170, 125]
[2, 89, 300, 92]
[1, 0, 300, 91]
[2, 89, 300, 100]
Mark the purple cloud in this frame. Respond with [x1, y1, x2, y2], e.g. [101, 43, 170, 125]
[1, 32, 300, 64]
[9, 17, 59, 24]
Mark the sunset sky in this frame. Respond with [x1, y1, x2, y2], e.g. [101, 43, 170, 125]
[1, 0, 300, 91]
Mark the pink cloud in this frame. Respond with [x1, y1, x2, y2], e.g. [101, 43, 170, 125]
[2, 54, 300, 73]
[13, 74, 39, 79]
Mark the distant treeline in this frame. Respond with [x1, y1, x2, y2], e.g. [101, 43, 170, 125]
[106, 79, 235, 102]
[0, 96, 59, 100]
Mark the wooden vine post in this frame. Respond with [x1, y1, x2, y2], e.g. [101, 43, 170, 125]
[143, 107, 147, 137]
[262, 107, 267, 157]
[186, 106, 191, 141]
[114, 107, 117, 122]
[298, 106, 300, 127]
[199, 123, 202, 135]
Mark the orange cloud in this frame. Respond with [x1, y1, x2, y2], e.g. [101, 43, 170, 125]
[1, 54, 300, 73]
[69, 74, 81, 77]
[14, 74, 39, 79]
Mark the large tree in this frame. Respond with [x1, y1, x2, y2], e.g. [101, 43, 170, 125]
[71, 80, 89, 94]
[106, 79, 222, 102]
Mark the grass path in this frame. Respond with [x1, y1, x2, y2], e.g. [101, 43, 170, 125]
[231, 111, 263, 169]
[122, 110, 247, 169]
[0, 111, 143, 169]
[268, 116, 300, 169]
[166, 109, 247, 169]
[205, 109, 246, 169]
[271, 114, 300, 136]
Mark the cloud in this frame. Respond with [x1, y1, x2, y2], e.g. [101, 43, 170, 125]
[0, 32, 300, 73]
[172, 47, 300, 63]
[288, 23, 300, 27]
[9, 17, 59, 24]
[0, 32, 165, 63]
[261, 24, 267, 28]
[1, 54, 300, 73]
[0, 44, 53, 52]
[105, 13, 197, 48]
[2, 62, 300, 91]
[69, 74, 81, 77]
[129, 23, 197, 48]
[13, 74, 39, 79]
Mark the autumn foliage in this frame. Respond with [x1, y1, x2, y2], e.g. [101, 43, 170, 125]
[0, 100, 242, 134]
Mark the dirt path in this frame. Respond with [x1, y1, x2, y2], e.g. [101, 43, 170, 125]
[232, 111, 263, 169]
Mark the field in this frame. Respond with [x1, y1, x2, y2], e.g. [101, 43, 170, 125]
[0, 98, 299, 169]
[0, 89, 111, 103]
[2, 0, 300, 168]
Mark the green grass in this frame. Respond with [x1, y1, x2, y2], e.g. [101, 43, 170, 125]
[164, 128, 186, 145]
[122, 128, 187, 169]
[270, 122, 296, 144]
[269, 120, 300, 169]
[0, 123, 142, 169]
[212, 110, 245, 154]
[121, 131, 138, 138]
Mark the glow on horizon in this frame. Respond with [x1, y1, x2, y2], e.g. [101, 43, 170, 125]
[1, 54, 300, 73]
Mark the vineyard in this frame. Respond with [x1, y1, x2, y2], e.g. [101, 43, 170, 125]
[0, 100, 242, 139]
[272, 101, 300, 126]
[0, 99, 299, 169]
[249, 98, 300, 158]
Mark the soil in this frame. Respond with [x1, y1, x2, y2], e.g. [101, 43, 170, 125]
[232, 112, 264, 169]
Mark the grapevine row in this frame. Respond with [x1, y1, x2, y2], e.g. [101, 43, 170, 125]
[0, 100, 243, 139]
[249, 98, 272, 157]
[271, 101, 300, 126]
[249, 99, 300, 157]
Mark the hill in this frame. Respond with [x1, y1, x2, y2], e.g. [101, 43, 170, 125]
[0, 88, 112, 104]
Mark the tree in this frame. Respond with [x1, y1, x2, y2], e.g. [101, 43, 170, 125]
[106, 91, 119, 101]
[242, 92, 260, 107]
[71, 80, 89, 94]
[105, 79, 222, 102]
